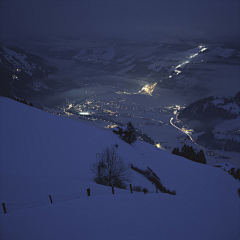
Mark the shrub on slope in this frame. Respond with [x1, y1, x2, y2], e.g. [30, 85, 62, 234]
[131, 164, 176, 195]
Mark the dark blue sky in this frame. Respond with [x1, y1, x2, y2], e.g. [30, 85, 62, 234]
[1, 0, 239, 43]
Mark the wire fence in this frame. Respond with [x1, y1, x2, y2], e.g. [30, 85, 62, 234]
[51, 190, 87, 203]
[91, 189, 113, 196]
[4, 197, 50, 212]
[2, 184, 151, 214]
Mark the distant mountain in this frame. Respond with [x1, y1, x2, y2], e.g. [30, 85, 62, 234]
[179, 92, 240, 152]
[0, 46, 79, 104]
[179, 92, 240, 130]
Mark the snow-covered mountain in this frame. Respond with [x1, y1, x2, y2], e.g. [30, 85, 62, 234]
[0, 97, 239, 240]
[53, 43, 240, 84]
[43, 41, 240, 108]
[70, 44, 208, 78]
[0, 46, 79, 103]
[179, 92, 240, 124]
[179, 93, 240, 152]
[179, 92, 240, 132]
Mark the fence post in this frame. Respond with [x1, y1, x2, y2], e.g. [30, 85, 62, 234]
[112, 186, 114, 194]
[2, 203, 6, 214]
[87, 188, 90, 196]
[130, 184, 132, 193]
[49, 195, 53, 203]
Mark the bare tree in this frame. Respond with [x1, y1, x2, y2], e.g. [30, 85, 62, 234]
[91, 146, 131, 189]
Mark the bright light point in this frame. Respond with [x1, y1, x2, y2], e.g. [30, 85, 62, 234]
[190, 53, 198, 58]
[169, 75, 172, 78]
[200, 48, 207, 52]
[155, 143, 161, 148]
[104, 124, 118, 129]
[79, 112, 90, 115]
[138, 82, 157, 96]
[176, 61, 189, 69]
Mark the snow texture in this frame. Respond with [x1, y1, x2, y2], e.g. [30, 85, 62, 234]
[211, 47, 235, 59]
[116, 64, 136, 75]
[0, 97, 239, 240]
[1, 46, 36, 77]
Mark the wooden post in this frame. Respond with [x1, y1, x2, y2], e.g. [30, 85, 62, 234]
[87, 188, 90, 196]
[2, 203, 6, 214]
[112, 186, 114, 194]
[49, 195, 53, 203]
[130, 184, 132, 193]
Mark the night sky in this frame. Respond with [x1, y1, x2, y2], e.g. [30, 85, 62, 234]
[1, 0, 240, 43]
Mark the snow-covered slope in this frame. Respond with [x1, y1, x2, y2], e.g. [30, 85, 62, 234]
[179, 95, 240, 123]
[0, 46, 75, 101]
[0, 97, 239, 240]
[179, 93, 240, 153]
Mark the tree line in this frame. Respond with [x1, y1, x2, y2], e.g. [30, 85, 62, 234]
[172, 144, 206, 164]
[8, 96, 33, 107]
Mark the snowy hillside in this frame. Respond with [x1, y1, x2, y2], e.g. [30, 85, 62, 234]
[0, 46, 52, 78]
[179, 94, 240, 124]
[0, 97, 239, 240]
[0, 46, 79, 102]
[71, 44, 207, 77]
[178, 93, 240, 153]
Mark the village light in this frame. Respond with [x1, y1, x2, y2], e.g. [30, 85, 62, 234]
[155, 143, 161, 148]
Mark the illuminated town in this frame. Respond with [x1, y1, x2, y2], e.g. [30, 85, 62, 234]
[43, 90, 197, 151]
[137, 82, 157, 96]
[57, 96, 183, 126]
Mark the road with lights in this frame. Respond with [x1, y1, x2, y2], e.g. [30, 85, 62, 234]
[170, 117, 240, 162]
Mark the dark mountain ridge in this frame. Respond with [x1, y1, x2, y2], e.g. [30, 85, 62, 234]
[179, 92, 240, 152]
[179, 92, 240, 131]
[0, 45, 80, 106]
